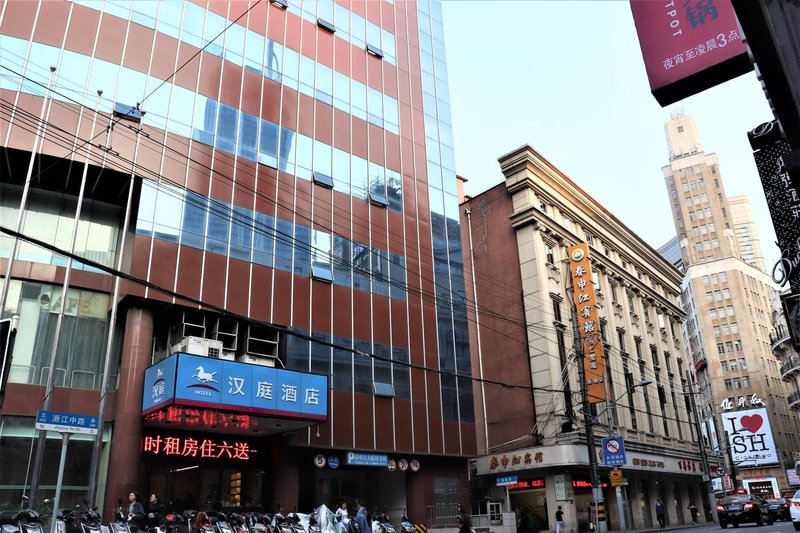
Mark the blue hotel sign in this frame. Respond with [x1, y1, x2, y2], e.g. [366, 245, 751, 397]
[142, 353, 328, 421]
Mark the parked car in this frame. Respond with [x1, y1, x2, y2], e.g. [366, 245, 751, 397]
[716, 495, 772, 528]
[766, 498, 790, 521]
[790, 489, 800, 531]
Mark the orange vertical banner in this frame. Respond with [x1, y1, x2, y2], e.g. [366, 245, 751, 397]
[567, 243, 606, 403]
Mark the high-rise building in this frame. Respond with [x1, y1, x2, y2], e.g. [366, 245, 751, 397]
[0, 0, 474, 518]
[462, 145, 705, 531]
[662, 113, 797, 492]
[727, 195, 767, 273]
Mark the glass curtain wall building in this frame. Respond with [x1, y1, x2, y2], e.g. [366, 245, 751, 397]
[0, 0, 475, 520]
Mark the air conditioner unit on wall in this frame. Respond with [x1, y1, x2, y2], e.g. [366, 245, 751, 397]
[235, 353, 276, 367]
[171, 336, 228, 359]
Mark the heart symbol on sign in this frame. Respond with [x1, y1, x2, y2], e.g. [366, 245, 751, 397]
[740, 414, 763, 433]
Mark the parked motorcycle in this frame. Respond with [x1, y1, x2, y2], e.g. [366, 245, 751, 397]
[227, 514, 247, 533]
[13, 509, 45, 533]
[308, 506, 334, 533]
[370, 510, 395, 533]
[1, 511, 20, 533]
[208, 513, 233, 533]
[242, 514, 266, 533]
[108, 506, 131, 533]
[398, 511, 414, 533]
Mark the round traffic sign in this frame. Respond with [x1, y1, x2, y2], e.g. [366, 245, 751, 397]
[314, 454, 327, 468]
[605, 438, 621, 455]
[716, 466, 726, 476]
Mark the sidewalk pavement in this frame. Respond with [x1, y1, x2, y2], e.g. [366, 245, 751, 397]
[605, 522, 713, 533]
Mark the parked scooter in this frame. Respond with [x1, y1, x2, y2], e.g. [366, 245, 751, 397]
[109, 507, 131, 533]
[398, 511, 414, 533]
[370, 510, 394, 533]
[208, 513, 233, 533]
[308, 506, 334, 533]
[1, 511, 20, 533]
[270, 511, 295, 533]
[13, 509, 45, 533]
[162, 512, 188, 533]
[188, 512, 213, 533]
[242, 514, 266, 533]
[227, 514, 247, 533]
[78, 506, 103, 533]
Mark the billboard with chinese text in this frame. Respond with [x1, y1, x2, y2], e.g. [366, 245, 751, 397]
[721, 407, 778, 467]
[142, 353, 328, 421]
[567, 243, 606, 403]
[630, 0, 751, 105]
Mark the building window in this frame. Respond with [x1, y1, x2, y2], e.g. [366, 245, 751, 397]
[545, 241, 555, 265]
[724, 379, 732, 390]
[640, 361, 655, 432]
[1, 280, 112, 390]
[720, 360, 728, 371]
[733, 378, 741, 389]
[742, 376, 750, 388]
[739, 357, 746, 369]
[552, 295, 563, 324]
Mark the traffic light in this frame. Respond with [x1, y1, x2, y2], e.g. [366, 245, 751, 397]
[0, 317, 18, 411]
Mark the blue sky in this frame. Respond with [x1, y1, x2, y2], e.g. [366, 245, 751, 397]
[442, 1, 778, 268]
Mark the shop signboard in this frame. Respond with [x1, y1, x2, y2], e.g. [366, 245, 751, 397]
[786, 468, 800, 486]
[742, 477, 779, 499]
[722, 407, 778, 466]
[748, 122, 800, 294]
[142, 353, 328, 421]
[346, 452, 388, 466]
[629, 0, 751, 105]
[567, 243, 606, 403]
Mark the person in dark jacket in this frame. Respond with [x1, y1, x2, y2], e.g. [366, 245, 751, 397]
[127, 493, 145, 521]
[148, 494, 166, 526]
[655, 498, 666, 529]
[457, 507, 471, 533]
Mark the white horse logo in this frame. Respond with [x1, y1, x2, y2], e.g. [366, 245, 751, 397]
[192, 366, 218, 383]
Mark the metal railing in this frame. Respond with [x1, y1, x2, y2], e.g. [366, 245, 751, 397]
[426, 504, 460, 527]
[781, 357, 800, 379]
[789, 390, 800, 409]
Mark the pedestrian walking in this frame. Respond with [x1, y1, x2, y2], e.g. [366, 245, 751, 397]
[655, 498, 666, 529]
[554, 506, 565, 533]
[687, 502, 698, 525]
[355, 500, 371, 533]
[457, 507, 471, 533]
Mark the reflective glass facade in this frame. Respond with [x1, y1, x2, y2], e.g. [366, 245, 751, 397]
[1, 0, 475, 514]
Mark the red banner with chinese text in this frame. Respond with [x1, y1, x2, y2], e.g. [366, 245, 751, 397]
[568, 243, 606, 403]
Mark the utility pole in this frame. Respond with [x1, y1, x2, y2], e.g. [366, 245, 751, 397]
[685, 371, 718, 522]
[725, 429, 739, 492]
[573, 305, 606, 533]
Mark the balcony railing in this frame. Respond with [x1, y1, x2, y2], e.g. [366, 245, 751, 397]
[772, 326, 791, 352]
[788, 391, 800, 410]
[781, 357, 800, 380]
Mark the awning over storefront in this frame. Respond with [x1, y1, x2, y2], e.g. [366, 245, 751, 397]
[141, 352, 328, 435]
[475, 443, 708, 477]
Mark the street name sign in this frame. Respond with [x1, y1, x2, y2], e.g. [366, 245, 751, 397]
[36, 410, 98, 435]
[496, 475, 518, 486]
